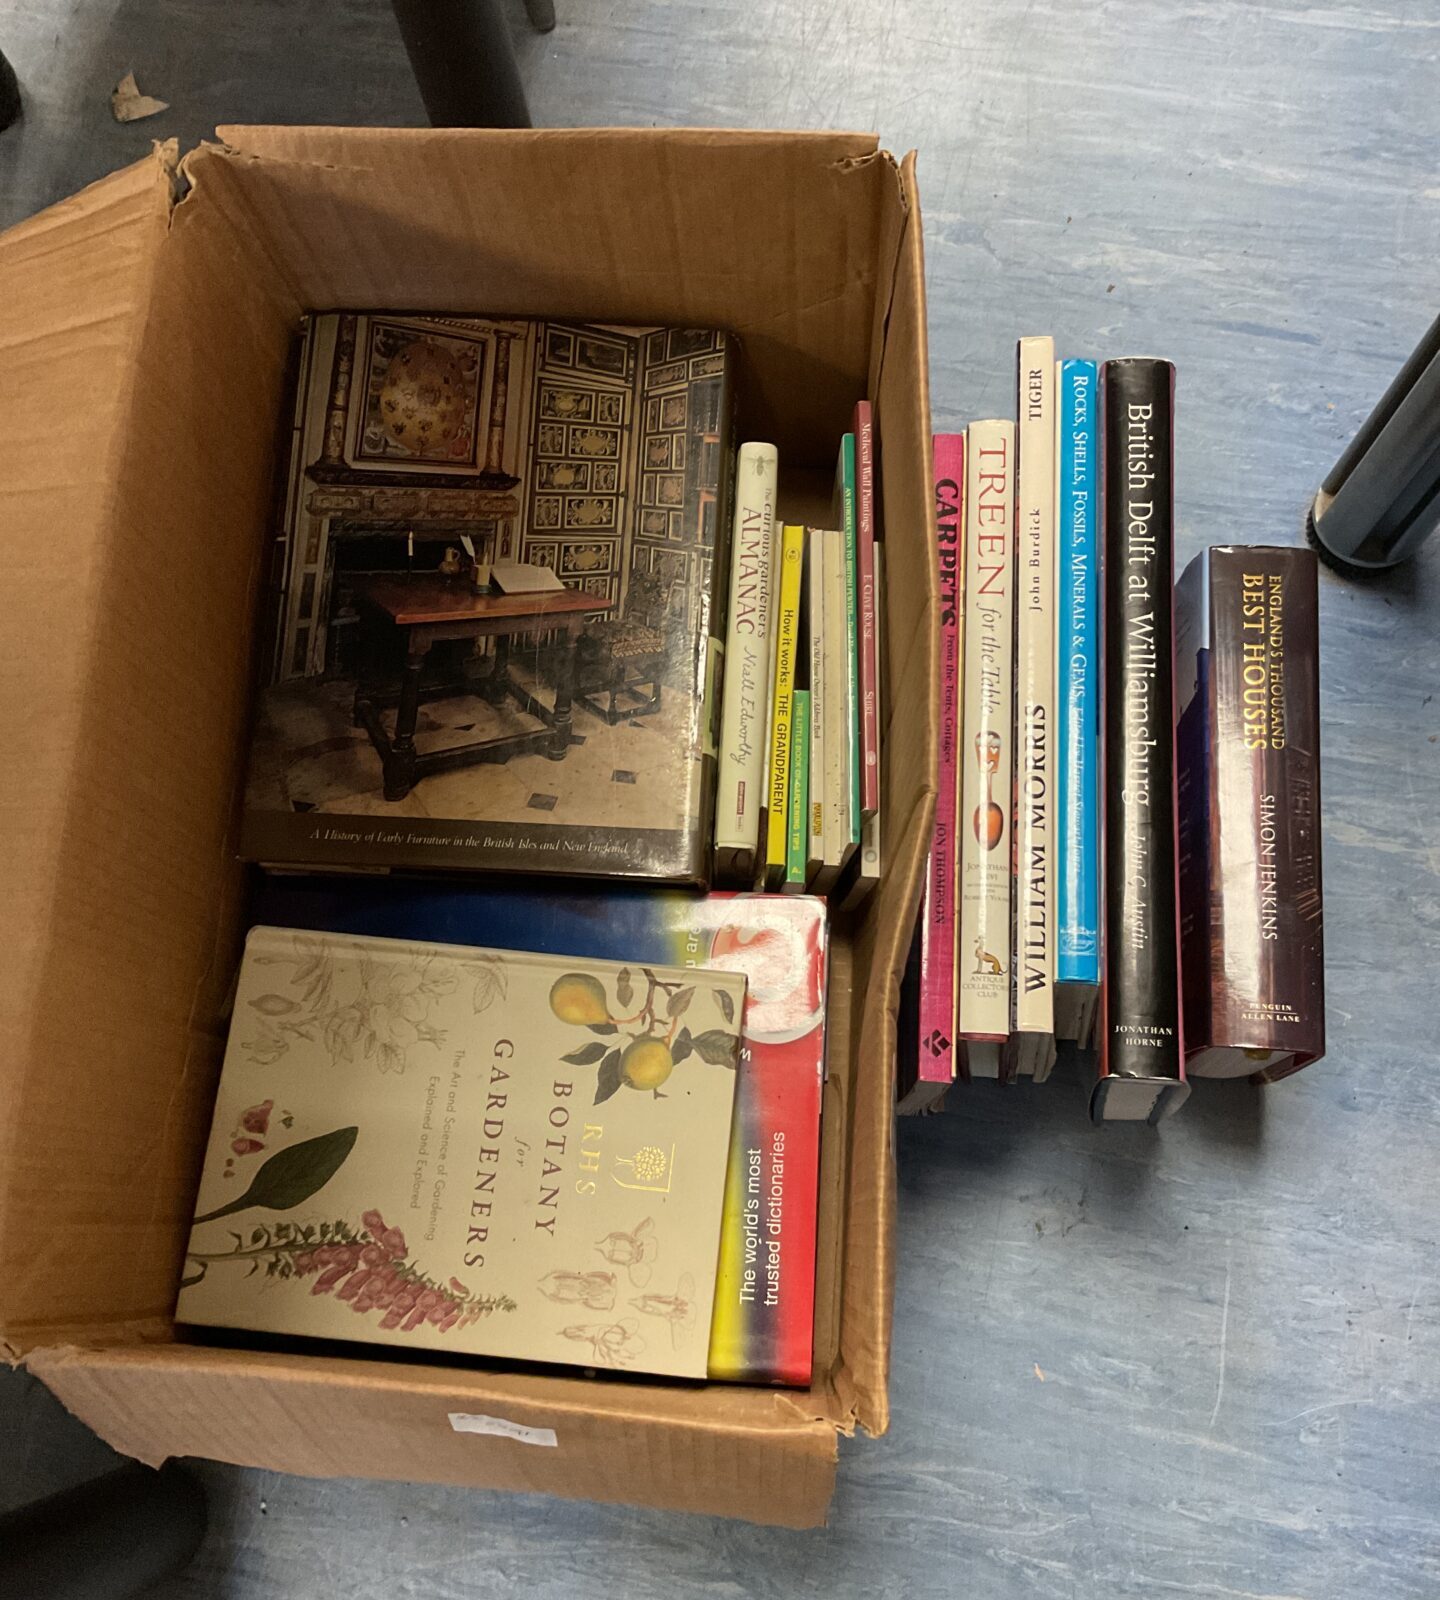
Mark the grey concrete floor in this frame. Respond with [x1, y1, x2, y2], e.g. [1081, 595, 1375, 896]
[2, 1, 1439, 1597]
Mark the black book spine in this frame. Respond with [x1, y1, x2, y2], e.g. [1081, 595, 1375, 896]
[1102, 359, 1183, 1081]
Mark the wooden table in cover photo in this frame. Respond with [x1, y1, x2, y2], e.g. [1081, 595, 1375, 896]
[350, 573, 614, 801]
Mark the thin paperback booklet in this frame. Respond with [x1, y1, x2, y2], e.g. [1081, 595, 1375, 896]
[715, 443, 780, 885]
[178, 928, 746, 1378]
[765, 524, 805, 888]
[252, 880, 828, 1386]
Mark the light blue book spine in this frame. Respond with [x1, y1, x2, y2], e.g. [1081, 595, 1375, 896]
[1057, 360, 1100, 985]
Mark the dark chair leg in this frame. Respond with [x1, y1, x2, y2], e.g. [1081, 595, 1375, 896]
[525, 0, 557, 31]
[390, 0, 532, 128]
[0, 48, 21, 131]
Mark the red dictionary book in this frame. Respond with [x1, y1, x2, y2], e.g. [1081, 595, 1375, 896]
[901, 433, 963, 1112]
[855, 401, 881, 821]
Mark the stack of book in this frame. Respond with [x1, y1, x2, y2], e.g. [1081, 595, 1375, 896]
[178, 311, 888, 1386]
[902, 343, 1325, 1121]
[712, 408, 884, 908]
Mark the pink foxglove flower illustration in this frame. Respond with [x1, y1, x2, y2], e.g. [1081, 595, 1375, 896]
[594, 1217, 657, 1286]
[559, 1318, 646, 1368]
[538, 1270, 616, 1309]
[184, 1205, 514, 1334]
[240, 1100, 274, 1135]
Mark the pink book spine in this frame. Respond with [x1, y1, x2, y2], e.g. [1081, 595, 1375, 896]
[855, 401, 881, 819]
[917, 433, 966, 1083]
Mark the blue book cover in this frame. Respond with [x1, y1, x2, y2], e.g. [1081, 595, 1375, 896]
[1057, 360, 1100, 985]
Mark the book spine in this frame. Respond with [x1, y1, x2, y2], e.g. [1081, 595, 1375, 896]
[1101, 358, 1183, 1084]
[765, 524, 804, 887]
[919, 435, 965, 1085]
[807, 530, 827, 880]
[837, 433, 862, 847]
[957, 421, 1016, 1052]
[785, 689, 811, 890]
[694, 344, 740, 887]
[1057, 360, 1101, 987]
[822, 527, 852, 877]
[855, 402, 881, 820]
[715, 443, 780, 880]
[1012, 339, 1057, 1046]
[1180, 547, 1325, 1076]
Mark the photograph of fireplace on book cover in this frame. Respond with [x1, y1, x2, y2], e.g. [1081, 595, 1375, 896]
[241, 313, 737, 884]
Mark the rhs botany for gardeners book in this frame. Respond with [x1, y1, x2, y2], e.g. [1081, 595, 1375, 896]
[177, 928, 745, 1378]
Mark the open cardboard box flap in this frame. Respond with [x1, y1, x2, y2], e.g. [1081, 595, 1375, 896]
[0, 128, 936, 1528]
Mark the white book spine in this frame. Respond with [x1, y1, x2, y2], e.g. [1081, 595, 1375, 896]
[807, 530, 827, 879]
[1012, 340, 1058, 1055]
[715, 444, 779, 869]
[958, 420, 1016, 1063]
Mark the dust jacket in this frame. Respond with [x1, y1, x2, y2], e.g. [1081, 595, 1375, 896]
[1055, 359, 1101, 1047]
[251, 881, 827, 1387]
[177, 928, 746, 1379]
[1094, 359, 1188, 1124]
[1176, 546, 1325, 1082]
[239, 313, 737, 886]
[715, 443, 779, 885]
[1008, 338, 1058, 1081]
[957, 420, 1016, 1080]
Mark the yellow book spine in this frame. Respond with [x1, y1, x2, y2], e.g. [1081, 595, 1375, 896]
[765, 523, 804, 885]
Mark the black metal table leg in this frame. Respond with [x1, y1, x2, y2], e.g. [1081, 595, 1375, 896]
[390, 0, 532, 129]
[1308, 311, 1440, 573]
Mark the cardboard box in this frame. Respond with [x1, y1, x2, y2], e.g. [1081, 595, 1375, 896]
[0, 127, 937, 1529]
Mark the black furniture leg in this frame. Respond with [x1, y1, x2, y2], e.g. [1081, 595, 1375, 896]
[0, 49, 21, 132]
[1308, 311, 1440, 573]
[386, 644, 426, 799]
[390, 0, 532, 129]
[0, 1462, 207, 1600]
[525, 0, 558, 30]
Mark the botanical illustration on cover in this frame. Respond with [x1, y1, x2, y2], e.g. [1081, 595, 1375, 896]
[178, 928, 744, 1379]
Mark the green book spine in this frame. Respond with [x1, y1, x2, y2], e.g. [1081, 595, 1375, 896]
[838, 433, 861, 844]
[765, 523, 804, 887]
[785, 689, 811, 889]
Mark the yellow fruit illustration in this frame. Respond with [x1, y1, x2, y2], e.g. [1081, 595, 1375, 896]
[621, 1038, 674, 1091]
[549, 974, 610, 1025]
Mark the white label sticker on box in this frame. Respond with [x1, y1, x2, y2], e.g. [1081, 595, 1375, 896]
[448, 1412, 558, 1448]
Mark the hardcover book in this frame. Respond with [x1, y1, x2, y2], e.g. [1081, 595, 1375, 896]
[958, 421, 1016, 1080]
[177, 928, 746, 1378]
[854, 402, 882, 821]
[240, 312, 737, 886]
[1176, 546, 1325, 1082]
[765, 524, 805, 888]
[904, 435, 963, 1112]
[251, 880, 827, 1386]
[1094, 358, 1188, 1124]
[1055, 359, 1102, 1047]
[1008, 339, 1059, 1081]
[715, 442, 780, 886]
